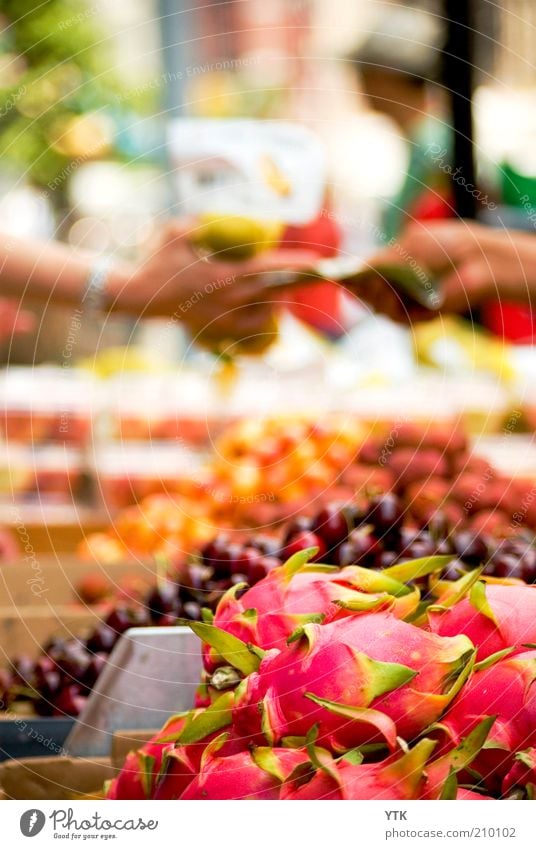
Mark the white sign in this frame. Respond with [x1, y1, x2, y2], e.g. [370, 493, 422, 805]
[168, 118, 326, 224]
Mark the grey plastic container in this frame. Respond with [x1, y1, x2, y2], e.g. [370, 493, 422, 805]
[64, 626, 202, 757]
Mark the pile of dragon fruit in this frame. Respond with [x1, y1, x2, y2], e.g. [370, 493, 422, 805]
[107, 546, 536, 801]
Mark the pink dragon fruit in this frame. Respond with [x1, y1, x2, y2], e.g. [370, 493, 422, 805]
[179, 741, 309, 800]
[107, 714, 188, 800]
[501, 749, 536, 799]
[282, 715, 493, 801]
[232, 612, 474, 751]
[203, 550, 444, 672]
[281, 739, 435, 800]
[107, 692, 235, 800]
[153, 730, 247, 800]
[429, 583, 536, 661]
[437, 650, 536, 794]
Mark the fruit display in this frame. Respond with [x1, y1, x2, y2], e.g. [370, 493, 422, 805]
[4, 487, 536, 719]
[92, 443, 207, 512]
[103, 372, 227, 446]
[0, 444, 85, 503]
[0, 367, 92, 447]
[81, 415, 536, 564]
[105, 547, 536, 800]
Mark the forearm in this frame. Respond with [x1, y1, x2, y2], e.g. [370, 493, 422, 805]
[0, 232, 131, 310]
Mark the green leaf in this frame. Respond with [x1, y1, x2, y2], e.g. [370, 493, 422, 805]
[335, 590, 391, 612]
[434, 568, 485, 609]
[251, 748, 287, 781]
[303, 726, 340, 781]
[286, 621, 321, 648]
[304, 694, 399, 750]
[340, 748, 365, 766]
[138, 752, 156, 798]
[300, 564, 340, 574]
[343, 566, 409, 598]
[382, 555, 454, 583]
[360, 654, 418, 701]
[474, 647, 515, 672]
[201, 607, 214, 624]
[187, 619, 263, 675]
[281, 735, 308, 748]
[470, 581, 499, 626]
[282, 546, 319, 582]
[439, 771, 458, 800]
[439, 717, 495, 772]
[177, 692, 234, 745]
[199, 732, 231, 770]
[285, 613, 326, 640]
[442, 649, 476, 702]
[380, 738, 437, 792]
[415, 569, 483, 626]
[426, 717, 495, 799]
[149, 711, 189, 744]
[515, 749, 536, 770]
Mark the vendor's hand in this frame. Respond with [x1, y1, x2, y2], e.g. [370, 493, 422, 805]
[108, 219, 317, 343]
[0, 298, 35, 341]
[361, 220, 536, 321]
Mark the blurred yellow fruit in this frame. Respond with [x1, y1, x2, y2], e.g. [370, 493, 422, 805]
[198, 313, 280, 357]
[79, 346, 167, 377]
[193, 214, 283, 260]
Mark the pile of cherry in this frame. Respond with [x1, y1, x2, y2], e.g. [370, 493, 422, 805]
[2, 492, 535, 718]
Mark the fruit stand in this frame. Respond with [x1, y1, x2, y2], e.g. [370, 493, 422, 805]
[2, 398, 536, 799]
[2, 0, 536, 813]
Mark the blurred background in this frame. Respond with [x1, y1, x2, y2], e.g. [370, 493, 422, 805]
[1, 0, 536, 363]
[1, 0, 536, 553]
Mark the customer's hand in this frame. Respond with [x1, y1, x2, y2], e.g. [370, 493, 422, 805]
[108, 219, 317, 344]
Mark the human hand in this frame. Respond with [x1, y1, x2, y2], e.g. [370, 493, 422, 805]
[108, 219, 317, 346]
[359, 220, 536, 322]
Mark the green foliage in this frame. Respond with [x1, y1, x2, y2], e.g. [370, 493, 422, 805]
[0, 0, 126, 190]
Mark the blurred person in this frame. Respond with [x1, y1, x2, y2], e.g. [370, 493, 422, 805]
[349, 3, 455, 241]
[0, 219, 316, 356]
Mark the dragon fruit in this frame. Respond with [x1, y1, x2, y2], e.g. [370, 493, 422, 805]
[179, 740, 309, 800]
[107, 693, 235, 800]
[501, 749, 536, 799]
[107, 714, 188, 800]
[281, 739, 435, 800]
[232, 612, 474, 751]
[203, 551, 447, 673]
[281, 719, 493, 800]
[429, 583, 536, 661]
[153, 730, 246, 800]
[437, 650, 536, 793]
